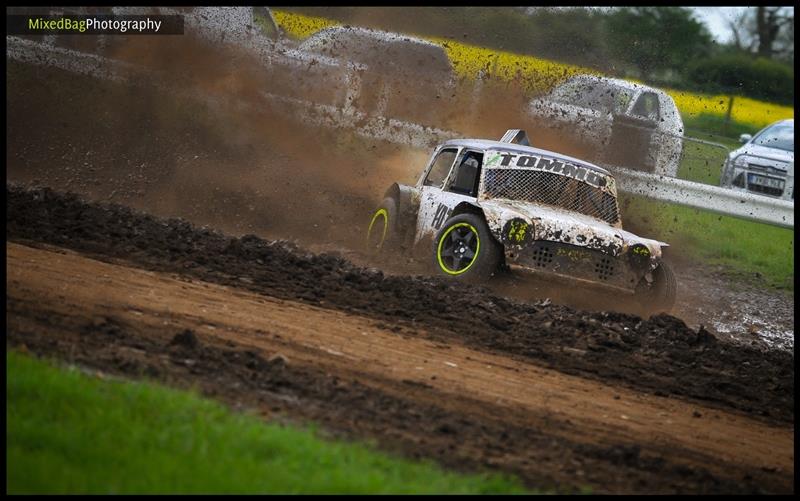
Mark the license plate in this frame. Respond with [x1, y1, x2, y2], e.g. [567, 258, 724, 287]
[748, 174, 784, 190]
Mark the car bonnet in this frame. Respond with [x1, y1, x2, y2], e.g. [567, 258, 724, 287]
[479, 199, 666, 259]
[733, 143, 794, 168]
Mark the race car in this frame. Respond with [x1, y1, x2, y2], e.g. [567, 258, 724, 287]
[527, 75, 684, 177]
[366, 129, 676, 314]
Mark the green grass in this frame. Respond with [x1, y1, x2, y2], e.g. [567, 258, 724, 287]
[645, 120, 793, 290]
[677, 118, 743, 186]
[621, 195, 794, 291]
[682, 112, 760, 141]
[675, 138, 729, 185]
[6, 351, 530, 494]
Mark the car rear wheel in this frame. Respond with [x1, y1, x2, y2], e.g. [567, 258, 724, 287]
[432, 213, 502, 282]
[634, 260, 677, 316]
[365, 197, 398, 255]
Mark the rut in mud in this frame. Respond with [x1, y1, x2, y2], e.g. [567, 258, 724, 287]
[7, 184, 794, 423]
[7, 242, 793, 495]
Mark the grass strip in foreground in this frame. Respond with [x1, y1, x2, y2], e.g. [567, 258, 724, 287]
[6, 351, 528, 494]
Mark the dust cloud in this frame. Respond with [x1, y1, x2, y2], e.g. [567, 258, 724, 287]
[8, 24, 590, 254]
[7, 31, 436, 248]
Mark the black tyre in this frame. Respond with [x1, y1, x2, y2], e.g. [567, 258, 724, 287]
[365, 197, 398, 254]
[432, 213, 502, 282]
[634, 260, 677, 316]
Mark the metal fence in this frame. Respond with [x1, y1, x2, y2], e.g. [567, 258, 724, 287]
[593, 120, 733, 184]
[612, 168, 794, 229]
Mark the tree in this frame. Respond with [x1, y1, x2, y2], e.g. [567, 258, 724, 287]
[776, 16, 794, 61]
[727, 10, 758, 52]
[604, 7, 713, 81]
[686, 53, 794, 104]
[727, 7, 793, 62]
[756, 6, 793, 58]
[513, 7, 611, 71]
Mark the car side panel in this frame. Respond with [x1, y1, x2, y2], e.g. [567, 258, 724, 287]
[414, 187, 476, 244]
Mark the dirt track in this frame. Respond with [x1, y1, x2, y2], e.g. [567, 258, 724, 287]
[6, 186, 795, 494]
[7, 185, 794, 421]
[6, 242, 794, 494]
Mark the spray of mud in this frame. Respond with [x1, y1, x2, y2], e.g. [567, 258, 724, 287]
[8, 25, 582, 246]
[8, 22, 758, 325]
[8, 32, 435, 246]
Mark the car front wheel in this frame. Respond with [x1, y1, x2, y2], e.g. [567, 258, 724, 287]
[432, 213, 502, 282]
[634, 260, 677, 316]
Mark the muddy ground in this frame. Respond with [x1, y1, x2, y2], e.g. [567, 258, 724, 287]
[5, 37, 795, 494]
[6, 187, 794, 494]
[10, 240, 793, 495]
[7, 184, 794, 422]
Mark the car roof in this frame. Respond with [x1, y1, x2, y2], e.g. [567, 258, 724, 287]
[300, 25, 452, 74]
[305, 25, 442, 49]
[561, 74, 665, 96]
[440, 138, 612, 176]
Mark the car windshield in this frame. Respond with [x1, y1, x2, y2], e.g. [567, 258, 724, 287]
[548, 79, 634, 115]
[753, 122, 794, 152]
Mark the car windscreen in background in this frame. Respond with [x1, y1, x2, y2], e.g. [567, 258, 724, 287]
[753, 123, 794, 152]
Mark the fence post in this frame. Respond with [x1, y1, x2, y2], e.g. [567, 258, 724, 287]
[471, 70, 485, 121]
[783, 160, 794, 201]
[723, 95, 734, 137]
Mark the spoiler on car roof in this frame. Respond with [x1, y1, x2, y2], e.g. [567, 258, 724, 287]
[499, 129, 531, 147]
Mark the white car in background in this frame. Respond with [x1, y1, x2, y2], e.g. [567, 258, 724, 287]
[296, 25, 456, 124]
[527, 75, 684, 177]
[720, 119, 794, 201]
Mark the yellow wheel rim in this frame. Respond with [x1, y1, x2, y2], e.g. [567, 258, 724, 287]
[367, 208, 389, 250]
[437, 223, 480, 275]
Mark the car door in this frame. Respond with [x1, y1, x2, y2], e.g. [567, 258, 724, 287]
[532, 83, 611, 149]
[529, 94, 593, 139]
[571, 85, 614, 146]
[416, 149, 484, 244]
[414, 147, 464, 244]
[627, 91, 660, 170]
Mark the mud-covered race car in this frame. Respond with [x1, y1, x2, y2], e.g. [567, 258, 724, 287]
[527, 75, 684, 177]
[366, 129, 676, 314]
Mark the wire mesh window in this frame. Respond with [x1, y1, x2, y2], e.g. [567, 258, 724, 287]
[483, 169, 620, 225]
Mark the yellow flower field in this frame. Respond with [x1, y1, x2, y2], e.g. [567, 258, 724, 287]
[272, 10, 793, 130]
[666, 90, 793, 129]
[272, 10, 338, 39]
[429, 37, 601, 94]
